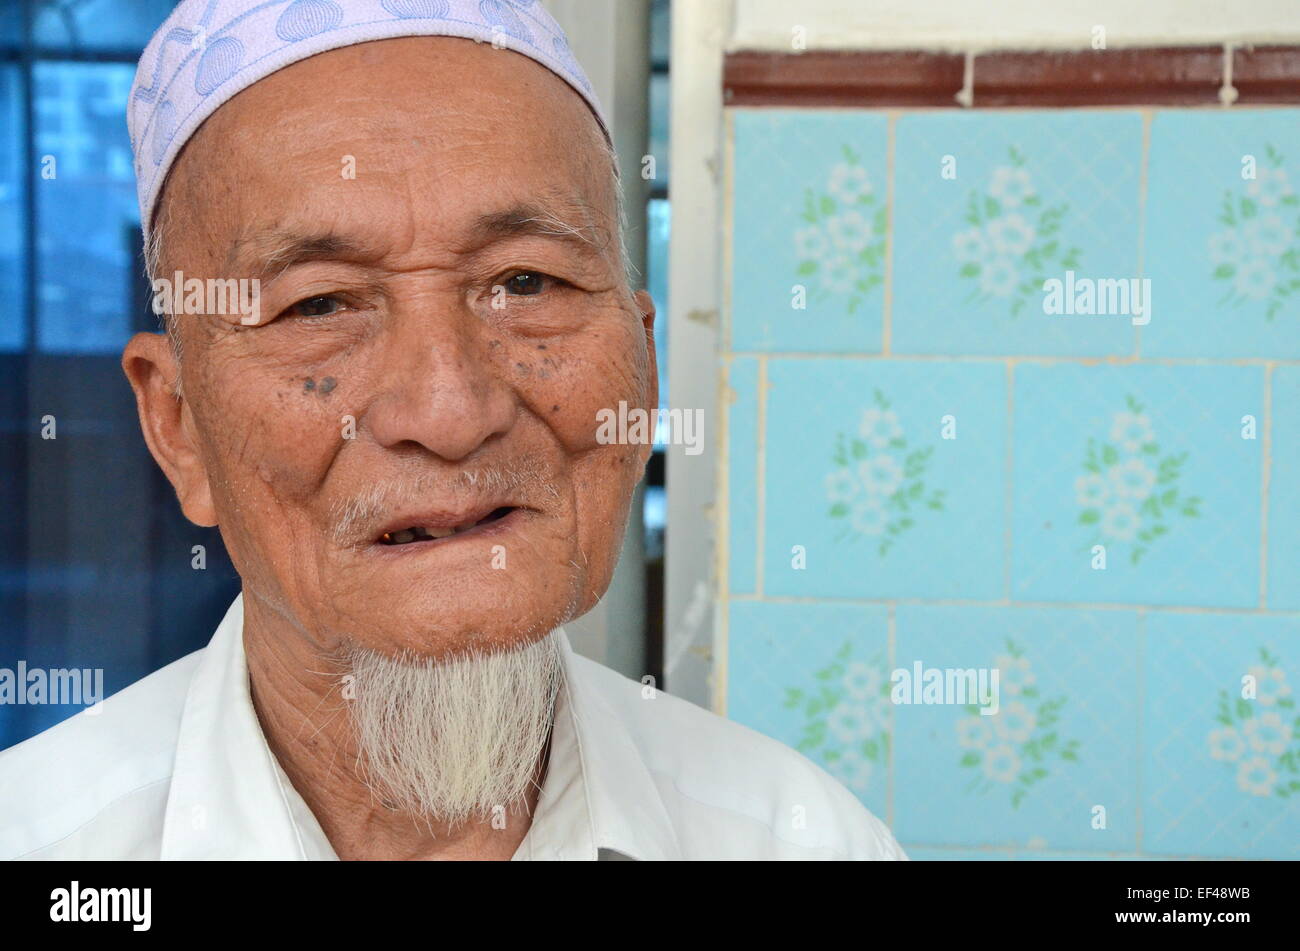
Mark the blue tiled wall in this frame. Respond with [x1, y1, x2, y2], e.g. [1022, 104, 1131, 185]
[722, 107, 1300, 860]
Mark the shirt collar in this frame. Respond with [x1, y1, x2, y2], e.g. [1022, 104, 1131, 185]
[162, 594, 680, 860]
[515, 635, 682, 861]
[161, 594, 336, 859]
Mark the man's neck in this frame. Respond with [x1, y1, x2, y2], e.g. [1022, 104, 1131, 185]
[240, 590, 545, 860]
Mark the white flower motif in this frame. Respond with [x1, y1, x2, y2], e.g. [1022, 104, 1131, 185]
[828, 703, 875, 744]
[1234, 259, 1275, 300]
[826, 210, 874, 253]
[1108, 458, 1157, 501]
[1075, 473, 1110, 508]
[849, 497, 888, 536]
[953, 227, 991, 264]
[1236, 755, 1276, 797]
[1208, 229, 1246, 266]
[1243, 711, 1291, 756]
[987, 213, 1036, 256]
[842, 661, 882, 702]
[1242, 214, 1292, 257]
[820, 253, 858, 295]
[1110, 410, 1153, 454]
[957, 715, 994, 750]
[1246, 166, 1294, 207]
[826, 467, 859, 504]
[979, 256, 1019, 298]
[983, 744, 1020, 784]
[993, 701, 1036, 743]
[795, 226, 828, 261]
[1101, 501, 1140, 542]
[829, 748, 873, 791]
[858, 454, 904, 497]
[989, 166, 1035, 208]
[1250, 665, 1292, 707]
[863, 693, 891, 731]
[1208, 726, 1245, 762]
[995, 655, 1036, 696]
[858, 407, 902, 449]
[828, 162, 872, 205]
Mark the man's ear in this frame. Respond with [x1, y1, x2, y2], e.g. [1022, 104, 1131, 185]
[632, 289, 660, 470]
[121, 332, 218, 527]
[634, 289, 659, 411]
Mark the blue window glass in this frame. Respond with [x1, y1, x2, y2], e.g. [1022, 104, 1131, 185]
[0, 66, 24, 352]
[649, 72, 670, 193]
[34, 61, 140, 353]
[32, 0, 179, 52]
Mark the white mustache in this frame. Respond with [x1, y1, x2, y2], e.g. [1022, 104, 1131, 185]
[329, 454, 558, 546]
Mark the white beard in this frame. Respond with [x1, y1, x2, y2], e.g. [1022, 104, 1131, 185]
[344, 631, 564, 830]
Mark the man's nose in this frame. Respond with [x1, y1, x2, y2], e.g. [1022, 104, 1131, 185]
[363, 311, 516, 462]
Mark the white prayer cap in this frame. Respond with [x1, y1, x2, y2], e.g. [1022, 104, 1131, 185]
[128, 0, 609, 241]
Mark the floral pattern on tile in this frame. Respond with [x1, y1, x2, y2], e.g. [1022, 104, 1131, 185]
[783, 641, 891, 797]
[1074, 394, 1203, 565]
[1206, 647, 1300, 799]
[1143, 109, 1300, 357]
[1207, 144, 1300, 319]
[1143, 613, 1300, 858]
[731, 110, 888, 352]
[824, 388, 946, 555]
[764, 359, 1004, 600]
[793, 144, 888, 316]
[727, 601, 891, 818]
[956, 638, 1083, 808]
[953, 146, 1083, 316]
[892, 110, 1141, 356]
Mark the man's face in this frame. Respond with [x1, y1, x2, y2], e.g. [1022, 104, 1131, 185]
[134, 37, 656, 659]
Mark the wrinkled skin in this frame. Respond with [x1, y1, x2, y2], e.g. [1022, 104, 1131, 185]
[122, 37, 657, 859]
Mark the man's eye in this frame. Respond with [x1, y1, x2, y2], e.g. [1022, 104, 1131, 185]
[290, 295, 345, 318]
[502, 272, 554, 296]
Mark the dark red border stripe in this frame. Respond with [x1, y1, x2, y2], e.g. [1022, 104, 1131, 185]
[723, 50, 965, 108]
[1236, 45, 1300, 102]
[723, 47, 1300, 108]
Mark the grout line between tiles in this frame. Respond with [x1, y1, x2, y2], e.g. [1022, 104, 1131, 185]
[1260, 363, 1273, 609]
[725, 593, 1299, 617]
[1133, 108, 1152, 360]
[755, 356, 768, 598]
[882, 110, 898, 356]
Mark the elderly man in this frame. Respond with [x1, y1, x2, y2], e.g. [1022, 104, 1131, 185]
[0, 0, 903, 861]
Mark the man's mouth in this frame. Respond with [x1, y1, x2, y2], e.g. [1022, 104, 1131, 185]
[376, 506, 516, 546]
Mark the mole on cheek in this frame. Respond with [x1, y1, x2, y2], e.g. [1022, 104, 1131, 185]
[303, 378, 316, 392]
[319, 376, 337, 395]
[551, 404, 561, 413]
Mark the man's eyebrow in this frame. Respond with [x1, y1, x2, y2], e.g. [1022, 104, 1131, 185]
[462, 201, 613, 259]
[226, 231, 380, 283]
[225, 199, 614, 281]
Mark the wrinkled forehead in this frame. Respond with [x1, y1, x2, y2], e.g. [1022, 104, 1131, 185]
[157, 37, 618, 273]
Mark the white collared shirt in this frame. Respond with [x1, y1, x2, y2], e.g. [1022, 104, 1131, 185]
[0, 595, 905, 860]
